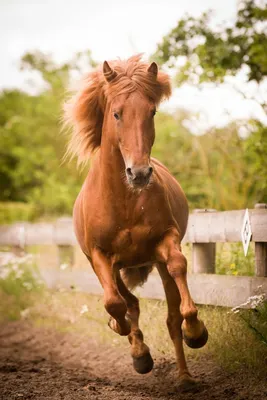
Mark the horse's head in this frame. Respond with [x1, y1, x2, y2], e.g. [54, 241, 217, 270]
[103, 61, 158, 188]
[64, 55, 171, 185]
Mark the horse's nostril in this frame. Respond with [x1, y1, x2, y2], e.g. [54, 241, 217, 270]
[126, 167, 133, 177]
[126, 166, 152, 184]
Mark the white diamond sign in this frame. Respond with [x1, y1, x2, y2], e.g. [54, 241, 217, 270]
[241, 208, 252, 256]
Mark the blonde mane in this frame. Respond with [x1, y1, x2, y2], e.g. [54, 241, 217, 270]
[64, 55, 171, 164]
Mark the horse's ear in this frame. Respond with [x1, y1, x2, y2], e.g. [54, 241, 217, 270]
[147, 62, 158, 77]
[103, 61, 118, 82]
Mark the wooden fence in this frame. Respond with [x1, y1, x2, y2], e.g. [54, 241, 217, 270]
[0, 204, 266, 308]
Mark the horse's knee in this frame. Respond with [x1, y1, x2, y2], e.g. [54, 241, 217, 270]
[167, 251, 187, 279]
[104, 293, 127, 318]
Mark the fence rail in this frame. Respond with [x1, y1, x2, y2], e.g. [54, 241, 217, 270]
[1, 204, 267, 307]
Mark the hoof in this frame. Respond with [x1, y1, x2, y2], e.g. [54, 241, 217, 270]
[178, 374, 199, 393]
[183, 325, 208, 349]
[132, 352, 154, 374]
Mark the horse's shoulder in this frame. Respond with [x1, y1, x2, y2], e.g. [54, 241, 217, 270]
[151, 157, 170, 173]
[151, 158, 182, 192]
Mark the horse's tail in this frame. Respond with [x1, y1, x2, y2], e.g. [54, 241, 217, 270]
[120, 266, 153, 290]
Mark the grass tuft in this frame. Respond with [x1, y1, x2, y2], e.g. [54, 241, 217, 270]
[0, 252, 44, 321]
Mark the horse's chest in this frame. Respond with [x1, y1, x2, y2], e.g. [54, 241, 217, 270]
[112, 225, 153, 253]
[109, 224, 159, 266]
[92, 216, 159, 255]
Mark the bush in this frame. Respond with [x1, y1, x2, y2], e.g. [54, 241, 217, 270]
[216, 242, 254, 276]
[0, 252, 44, 321]
[233, 294, 267, 346]
[0, 202, 36, 224]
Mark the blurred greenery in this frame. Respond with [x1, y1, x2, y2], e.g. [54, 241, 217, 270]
[0, 254, 44, 321]
[153, 111, 267, 209]
[0, 0, 266, 221]
[216, 242, 255, 276]
[0, 202, 36, 224]
[152, 0, 267, 206]
[154, 0, 267, 85]
[0, 51, 93, 219]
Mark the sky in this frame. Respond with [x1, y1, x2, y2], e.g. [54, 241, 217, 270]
[1, 0, 266, 131]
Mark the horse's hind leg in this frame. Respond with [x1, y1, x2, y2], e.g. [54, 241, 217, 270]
[116, 272, 154, 374]
[157, 263, 196, 388]
[90, 248, 130, 336]
[156, 229, 208, 350]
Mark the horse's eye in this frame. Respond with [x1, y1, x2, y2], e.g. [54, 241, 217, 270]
[152, 109, 157, 117]
[114, 113, 120, 120]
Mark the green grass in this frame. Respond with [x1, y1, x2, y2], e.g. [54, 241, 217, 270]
[0, 202, 36, 224]
[0, 253, 44, 321]
[216, 242, 255, 276]
[17, 288, 267, 373]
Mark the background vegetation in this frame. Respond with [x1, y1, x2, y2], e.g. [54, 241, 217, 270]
[0, 0, 266, 223]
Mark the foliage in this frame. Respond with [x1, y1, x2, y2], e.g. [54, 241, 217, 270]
[0, 202, 35, 224]
[216, 243, 254, 276]
[153, 112, 266, 209]
[154, 0, 267, 85]
[244, 121, 267, 203]
[153, 0, 267, 206]
[0, 51, 95, 217]
[233, 294, 267, 346]
[0, 253, 43, 321]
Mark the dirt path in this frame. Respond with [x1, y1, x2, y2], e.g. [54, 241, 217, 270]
[0, 321, 266, 400]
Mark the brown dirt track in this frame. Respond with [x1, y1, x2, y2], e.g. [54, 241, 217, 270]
[1, 321, 267, 400]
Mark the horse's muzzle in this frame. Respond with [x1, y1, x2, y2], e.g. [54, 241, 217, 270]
[126, 166, 153, 188]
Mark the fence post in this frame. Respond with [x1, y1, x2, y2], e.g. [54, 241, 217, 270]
[192, 209, 216, 274]
[12, 222, 26, 256]
[55, 217, 75, 269]
[254, 203, 267, 277]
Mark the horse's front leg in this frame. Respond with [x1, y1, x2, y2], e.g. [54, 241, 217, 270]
[157, 262, 196, 388]
[116, 272, 154, 374]
[156, 230, 208, 350]
[91, 248, 131, 336]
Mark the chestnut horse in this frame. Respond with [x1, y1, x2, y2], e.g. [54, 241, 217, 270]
[64, 55, 208, 388]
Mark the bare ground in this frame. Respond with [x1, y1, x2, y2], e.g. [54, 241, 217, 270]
[0, 321, 266, 400]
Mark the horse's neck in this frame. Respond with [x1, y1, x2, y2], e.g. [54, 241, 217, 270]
[98, 136, 127, 199]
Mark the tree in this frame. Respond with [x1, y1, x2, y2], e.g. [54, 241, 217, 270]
[154, 0, 267, 87]
[153, 0, 267, 205]
[0, 51, 96, 216]
[153, 113, 258, 210]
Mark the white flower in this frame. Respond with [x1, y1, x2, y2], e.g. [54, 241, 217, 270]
[16, 254, 33, 265]
[20, 308, 30, 318]
[80, 304, 89, 315]
[0, 267, 10, 280]
[22, 282, 33, 291]
[0, 252, 14, 266]
[60, 263, 69, 270]
[0, 252, 34, 267]
[15, 269, 24, 279]
[232, 293, 266, 313]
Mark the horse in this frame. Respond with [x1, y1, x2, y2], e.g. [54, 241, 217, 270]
[64, 55, 208, 389]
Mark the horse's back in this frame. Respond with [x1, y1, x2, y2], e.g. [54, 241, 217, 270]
[151, 157, 189, 239]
